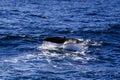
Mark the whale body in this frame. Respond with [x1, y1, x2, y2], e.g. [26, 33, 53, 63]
[43, 36, 81, 44]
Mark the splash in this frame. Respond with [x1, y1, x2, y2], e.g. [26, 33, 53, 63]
[38, 41, 62, 50]
[37, 39, 102, 66]
[38, 41, 88, 52]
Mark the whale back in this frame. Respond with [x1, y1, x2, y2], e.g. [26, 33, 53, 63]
[44, 36, 81, 44]
[44, 37, 66, 44]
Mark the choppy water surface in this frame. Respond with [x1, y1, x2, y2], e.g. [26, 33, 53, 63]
[0, 0, 120, 80]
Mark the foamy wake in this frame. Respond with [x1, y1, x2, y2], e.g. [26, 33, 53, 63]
[38, 41, 88, 52]
[2, 39, 101, 66]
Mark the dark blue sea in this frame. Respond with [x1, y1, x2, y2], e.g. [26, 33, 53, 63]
[0, 0, 120, 80]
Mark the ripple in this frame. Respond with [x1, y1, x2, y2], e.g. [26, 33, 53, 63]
[29, 13, 48, 19]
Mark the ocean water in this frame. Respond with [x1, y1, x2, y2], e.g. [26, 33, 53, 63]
[0, 0, 120, 80]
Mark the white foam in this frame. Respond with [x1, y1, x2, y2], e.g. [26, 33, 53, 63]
[37, 40, 99, 65]
[3, 54, 38, 63]
[38, 41, 87, 52]
[62, 43, 87, 51]
[38, 41, 62, 50]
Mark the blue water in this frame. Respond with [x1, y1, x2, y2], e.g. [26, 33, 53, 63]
[0, 0, 120, 80]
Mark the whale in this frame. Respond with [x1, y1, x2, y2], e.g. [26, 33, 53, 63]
[43, 36, 82, 44]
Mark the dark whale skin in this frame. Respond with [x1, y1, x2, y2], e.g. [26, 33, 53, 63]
[43, 36, 81, 44]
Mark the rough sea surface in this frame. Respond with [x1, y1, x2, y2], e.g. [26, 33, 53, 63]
[0, 0, 120, 80]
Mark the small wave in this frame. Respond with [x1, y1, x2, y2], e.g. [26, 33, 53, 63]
[84, 23, 120, 34]
[86, 12, 98, 16]
[107, 23, 120, 34]
[29, 13, 48, 19]
[0, 35, 28, 40]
